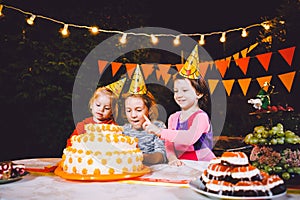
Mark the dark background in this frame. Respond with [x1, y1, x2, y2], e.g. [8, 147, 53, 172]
[0, 0, 299, 161]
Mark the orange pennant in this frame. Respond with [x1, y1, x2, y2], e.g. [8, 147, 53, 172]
[111, 62, 122, 77]
[237, 78, 252, 96]
[247, 42, 259, 54]
[175, 64, 184, 72]
[125, 63, 137, 78]
[156, 64, 171, 80]
[140, 64, 154, 80]
[207, 79, 219, 95]
[233, 52, 240, 61]
[98, 60, 108, 74]
[256, 76, 272, 92]
[241, 48, 248, 58]
[163, 73, 172, 85]
[199, 62, 209, 78]
[256, 52, 272, 72]
[235, 57, 250, 75]
[215, 60, 230, 78]
[278, 71, 296, 92]
[222, 79, 235, 96]
[278, 46, 296, 66]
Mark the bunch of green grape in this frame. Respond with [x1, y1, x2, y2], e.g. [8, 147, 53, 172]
[244, 123, 300, 145]
[251, 162, 300, 180]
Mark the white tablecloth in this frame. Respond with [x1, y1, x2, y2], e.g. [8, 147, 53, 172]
[0, 158, 298, 200]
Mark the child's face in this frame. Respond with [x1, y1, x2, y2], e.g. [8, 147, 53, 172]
[173, 79, 201, 111]
[90, 94, 113, 122]
[125, 96, 149, 130]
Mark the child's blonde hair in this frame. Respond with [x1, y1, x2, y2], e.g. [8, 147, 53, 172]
[89, 87, 118, 120]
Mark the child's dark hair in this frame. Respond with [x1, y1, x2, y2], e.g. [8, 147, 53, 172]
[174, 73, 211, 117]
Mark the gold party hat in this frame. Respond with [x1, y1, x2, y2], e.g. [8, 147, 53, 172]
[128, 64, 147, 94]
[179, 45, 201, 79]
[105, 77, 127, 98]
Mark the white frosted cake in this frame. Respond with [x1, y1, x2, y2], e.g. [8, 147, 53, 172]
[59, 124, 144, 176]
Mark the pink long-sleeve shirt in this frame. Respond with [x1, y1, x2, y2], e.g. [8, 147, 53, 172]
[160, 110, 216, 161]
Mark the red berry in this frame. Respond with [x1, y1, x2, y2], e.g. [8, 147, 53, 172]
[271, 105, 278, 112]
[277, 105, 286, 111]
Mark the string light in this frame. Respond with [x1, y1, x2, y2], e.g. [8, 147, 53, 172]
[241, 28, 248, 37]
[60, 24, 70, 37]
[0, 4, 3, 16]
[220, 32, 226, 43]
[0, 4, 280, 44]
[90, 26, 99, 35]
[198, 34, 205, 45]
[150, 34, 158, 44]
[173, 36, 180, 46]
[119, 33, 127, 44]
[26, 14, 36, 25]
[261, 21, 271, 30]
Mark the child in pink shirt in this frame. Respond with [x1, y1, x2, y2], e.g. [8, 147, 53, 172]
[143, 74, 216, 166]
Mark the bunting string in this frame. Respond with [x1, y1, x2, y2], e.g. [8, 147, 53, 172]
[0, 3, 283, 45]
[98, 46, 297, 96]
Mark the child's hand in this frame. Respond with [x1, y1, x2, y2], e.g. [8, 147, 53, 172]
[142, 115, 162, 137]
[168, 159, 184, 167]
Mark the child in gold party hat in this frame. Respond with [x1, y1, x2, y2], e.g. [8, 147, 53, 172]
[143, 45, 216, 165]
[66, 77, 126, 147]
[122, 65, 167, 165]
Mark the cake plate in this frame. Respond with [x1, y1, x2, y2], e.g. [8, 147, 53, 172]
[188, 177, 287, 200]
[54, 166, 151, 181]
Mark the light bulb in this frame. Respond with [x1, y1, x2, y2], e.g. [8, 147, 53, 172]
[150, 34, 158, 44]
[173, 36, 180, 46]
[26, 15, 36, 25]
[90, 26, 99, 35]
[0, 4, 3, 16]
[241, 29, 248, 37]
[261, 22, 271, 30]
[199, 35, 205, 45]
[60, 24, 70, 37]
[220, 32, 226, 43]
[119, 33, 127, 44]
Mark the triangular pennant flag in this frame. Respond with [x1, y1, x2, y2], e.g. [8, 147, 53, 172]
[256, 76, 272, 92]
[256, 52, 272, 72]
[278, 71, 296, 92]
[240, 48, 248, 58]
[207, 79, 219, 95]
[179, 45, 201, 79]
[163, 73, 171, 85]
[199, 62, 209, 78]
[98, 60, 108, 74]
[140, 64, 154, 80]
[128, 64, 147, 94]
[278, 46, 296, 66]
[233, 52, 240, 61]
[215, 59, 229, 78]
[237, 78, 252, 96]
[247, 42, 259, 54]
[222, 79, 235, 96]
[175, 64, 184, 72]
[111, 62, 122, 77]
[105, 77, 127, 98]
[225, 56, 232, 63]
[235, 57, 250, 75]
[125, 63, 138, 78]
[156, 64, 171, 81]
